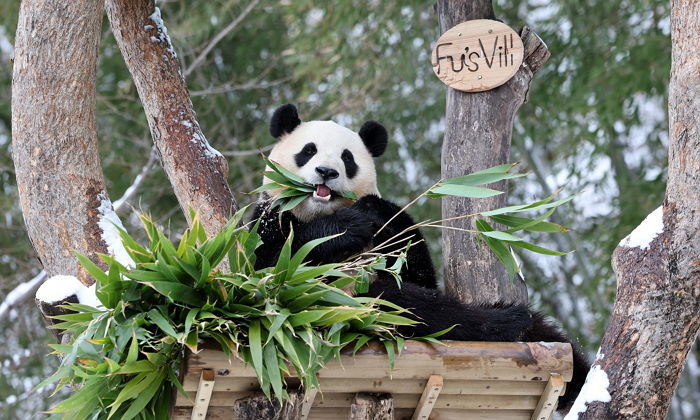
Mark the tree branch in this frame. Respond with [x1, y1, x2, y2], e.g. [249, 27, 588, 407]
[183, 0, 261, 77]
[105, 0, 239, 236]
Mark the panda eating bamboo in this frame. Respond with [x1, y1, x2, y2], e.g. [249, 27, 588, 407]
[251, 104, 589, 411]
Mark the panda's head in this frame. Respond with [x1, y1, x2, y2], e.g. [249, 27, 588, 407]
[264, 104, 388, 222]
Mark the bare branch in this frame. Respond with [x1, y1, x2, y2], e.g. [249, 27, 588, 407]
[220, 143, 275, 157]
[190, 77, 291, 97]
[0, 271, 47, 323]
[113, 146, 158, 212]
[183, 0, 261, 77]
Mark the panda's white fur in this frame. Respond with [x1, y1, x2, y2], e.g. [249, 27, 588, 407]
[266, 120, 380, 222]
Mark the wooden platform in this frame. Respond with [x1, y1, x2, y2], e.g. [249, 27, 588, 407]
[172, 340, 573, 420]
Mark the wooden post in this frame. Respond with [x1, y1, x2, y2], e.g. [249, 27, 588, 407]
[411, 375, 443, 420]
[436, 0, 550, 305]
[530, 373, 564, 420]
[191, 369, 216, 420]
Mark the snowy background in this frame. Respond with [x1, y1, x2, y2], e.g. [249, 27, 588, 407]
[0, 0, 696, 418]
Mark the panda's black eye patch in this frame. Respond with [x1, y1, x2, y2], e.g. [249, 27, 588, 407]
[342, 149, 358, 179]
[294, 142, 317, 167]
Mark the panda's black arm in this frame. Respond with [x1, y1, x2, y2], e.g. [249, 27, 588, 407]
[251, 202, 289, 270]
[352, 195, 437, 289]
[251, 201, 374, 269]
[290, 206, 375, 264]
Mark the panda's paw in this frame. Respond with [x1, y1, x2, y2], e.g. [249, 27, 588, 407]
[351, 195, 395, 229]
[333, 207, 376, 244]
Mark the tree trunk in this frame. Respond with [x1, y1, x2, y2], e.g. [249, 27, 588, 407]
[231, 391, 304, 420]
[436, 0, 550, 305]
[11, 0, 110, 286]
[105, 0, 238, 237]
[349, 393, 394, 420]
[573, 2, 700, 418]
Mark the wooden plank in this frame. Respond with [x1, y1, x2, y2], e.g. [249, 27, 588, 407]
[411, 375, 443, 420]
[179, 376, 547, 396]
[349, 393, 394, 420]
[185, 341, 573, 382]
[176, 391, 539, 410]
[308, 408, 534, 420]
[301, 389, 318, 420]
[530, 374, 565, 420]
[191, 369, 215, 420]
[173, 406, 535, 420]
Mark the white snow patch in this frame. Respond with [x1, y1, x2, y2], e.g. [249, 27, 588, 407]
[192, 132, 224, 159]
[619, 206, 663, 250]
[148, 7, 177, 59]
[181, 120, 193, 128]
[97, 192, 135, 267]
[35, 275, 102, 308]
[564, 351, 611, 419]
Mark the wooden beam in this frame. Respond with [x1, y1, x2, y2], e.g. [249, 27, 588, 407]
[191, 369, 215, 420]
[411, 375, 443, 420]
[530, 373, 564, 420]
[349, 393, 394, 420]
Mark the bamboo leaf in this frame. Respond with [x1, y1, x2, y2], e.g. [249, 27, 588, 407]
[426, 183, 504, 199]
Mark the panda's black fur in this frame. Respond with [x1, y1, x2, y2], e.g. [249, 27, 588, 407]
[252, 104, 589, 412]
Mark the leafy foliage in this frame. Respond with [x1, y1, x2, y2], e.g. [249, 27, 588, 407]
[39, 209, 445, 419]
[422, 164, 573, 280]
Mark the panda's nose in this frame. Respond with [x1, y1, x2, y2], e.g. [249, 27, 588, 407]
[315, 166, 339, 180]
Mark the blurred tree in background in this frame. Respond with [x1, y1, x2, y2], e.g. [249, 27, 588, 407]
[0, 0, 695, 418]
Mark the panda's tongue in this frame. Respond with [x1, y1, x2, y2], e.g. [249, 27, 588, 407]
[315, 184, 331, 198]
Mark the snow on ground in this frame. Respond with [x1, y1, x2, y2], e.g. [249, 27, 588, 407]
[619, 206, 663, 250]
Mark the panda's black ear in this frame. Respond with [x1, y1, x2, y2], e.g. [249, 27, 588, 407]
[359, 121, 388, 157]
[270, 104, 301, 138]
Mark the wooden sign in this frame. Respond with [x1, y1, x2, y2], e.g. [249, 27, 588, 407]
[431, 19, 524, 92]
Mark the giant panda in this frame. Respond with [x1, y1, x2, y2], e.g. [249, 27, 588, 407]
[252, 104, 589, 411]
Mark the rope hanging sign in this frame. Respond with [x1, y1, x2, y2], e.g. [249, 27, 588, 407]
[431, 19, 524, 92]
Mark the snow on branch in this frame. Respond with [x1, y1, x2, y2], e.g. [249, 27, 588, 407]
[35, 275, 101, 308]
[565, 352, 612, 419]
[618, 206, 664, 250]
[0, 271, 47, 322]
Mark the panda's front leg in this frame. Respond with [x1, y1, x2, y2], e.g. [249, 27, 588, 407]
[292, 206, 376, 264]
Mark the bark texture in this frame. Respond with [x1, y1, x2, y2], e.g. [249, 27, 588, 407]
[231, 391, 304, 420]
[11, 0, 109, 286]
[105, 0, 238, 236]
[436, 0, 550, 305]
[349, 393, 394, 420]
[576, 1, 700, 418]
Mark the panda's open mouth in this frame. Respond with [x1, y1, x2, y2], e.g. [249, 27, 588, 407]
[312, 184, 334, 202]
